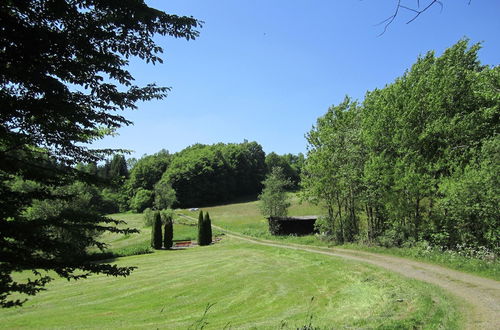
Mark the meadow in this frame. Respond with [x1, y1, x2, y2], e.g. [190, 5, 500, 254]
[1, 239, 459, 329]
[188, 196, 500, 281]
[0, 200, 464, 329]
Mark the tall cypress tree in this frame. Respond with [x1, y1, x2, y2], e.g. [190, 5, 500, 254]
[204, 212, 212, 245]
[163, 215, 174, 249]
[197, 210, 205, 246]
[151, 211, 163, 249]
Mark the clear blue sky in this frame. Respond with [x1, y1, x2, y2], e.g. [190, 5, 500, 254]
[92, 0, 500, 159]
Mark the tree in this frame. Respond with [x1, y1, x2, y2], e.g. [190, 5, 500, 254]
[258, 167, 291, 218]
[162, 212, 174, 250]
[109, 155, 129, 182]
[126, 151, 172, 194]
[163, 142, 266, 207]
[303, 97, 364, 242]
[265, 152, 304, 190]
[153, 179, 177, 210]
[197, 210, 207, 246]
[304, 40, 498, 248]
[204, 212, 212, 245]
[129, 188, 154, 213]
[151, 211, 163, 250]
[0, 0, 201, 307]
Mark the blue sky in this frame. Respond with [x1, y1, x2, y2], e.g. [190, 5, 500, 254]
[92, 0, 500, 159]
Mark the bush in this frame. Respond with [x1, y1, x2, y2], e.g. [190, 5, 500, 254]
[204, 212, 212, 245]
[130, 188, 153, 213]
[197, 210, 211, 246]
[162, 211, 174, 249]
[160, 208, 175, 224]
[151, 211, 163, 249]
[376, 228, 406, 248]
[143, 207, 154, 227]
[197, 210, 205, 246]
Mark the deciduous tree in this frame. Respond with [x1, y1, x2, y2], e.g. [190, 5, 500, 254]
[258, 167, 291, 218]
[0, 0, 200, 307]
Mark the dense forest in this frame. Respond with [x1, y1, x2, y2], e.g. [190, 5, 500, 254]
[78, 142, 304, 212]
[302, 40, 499, 252]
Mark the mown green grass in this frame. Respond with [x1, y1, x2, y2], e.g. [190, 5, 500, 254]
[180, 196, 500, 281]
[1, 238, 460, 329]
[97, 213, 200, 253]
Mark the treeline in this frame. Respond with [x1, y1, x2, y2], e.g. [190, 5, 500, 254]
[303, 40, 499, 251]
[76, 142, 304, 212]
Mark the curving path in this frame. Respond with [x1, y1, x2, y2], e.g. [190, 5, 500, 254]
[179, 214, 500, 329]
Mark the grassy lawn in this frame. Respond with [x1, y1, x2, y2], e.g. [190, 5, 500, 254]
[1, 238, 460, 329]
[179, 196, 500, 281]
[93, 213, 200, 258]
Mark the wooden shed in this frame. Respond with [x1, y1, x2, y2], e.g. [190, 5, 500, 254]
[267, 216, 318, 236]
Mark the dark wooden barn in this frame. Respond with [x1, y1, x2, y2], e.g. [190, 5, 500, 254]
[267, 216, 318, 236]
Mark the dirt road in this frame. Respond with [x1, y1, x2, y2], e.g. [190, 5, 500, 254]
[179, 215, 500, 329]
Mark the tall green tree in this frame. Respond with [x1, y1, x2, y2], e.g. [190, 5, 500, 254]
[197, 210, 207, 246]
[0, 0, 200, 307]
[305, 39, 499, 249]
[162, 212, 174, 250]
[151, 211, 163, 250]
[303, 97, 364, 242]
[153, 179, 177, 210]
[203, 212, 212, 245]
[258, 167, 291, 218]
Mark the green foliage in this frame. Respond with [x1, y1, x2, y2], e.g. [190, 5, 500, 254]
[436, 136, 500, 250]
[126, 150, 172, 195]
[204, 212, 213, 245]
[303, 39, 499, 250]
[302, 97, 363, 243]
[109, 155, 129, 182]
[163, 214, 174, 249]
[160, 209, 176, 224]
[164, 142, 266, 207]
[130, 189, 154, 213]
[143, 208, 154, 227]
[197, 210, 211, 246]
[153, 179, 177, 210]
[151, 211, 163, 249]
[0, 0, 201, 307]
[265, 152, 304, 190]
[197, 210, 205, 246]
[179, 196, 500, 280]
[259, 167, 291, 218]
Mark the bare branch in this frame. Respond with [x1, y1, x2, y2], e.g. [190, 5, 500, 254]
[377, 0, 402, 36]
[378, 0, 457, 35]
[406, 0, 442, 24]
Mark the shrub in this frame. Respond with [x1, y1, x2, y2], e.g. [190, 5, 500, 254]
[197, 210, 212, 246]
[151, 211, 163, 249]
[160, 208, 175, 224]
[204, 212, 212, 245]
[130, 188, 153, 212]
[197, 210, 205, 246]
[163, 217, 173, 249]
[143, 207, 154, 227]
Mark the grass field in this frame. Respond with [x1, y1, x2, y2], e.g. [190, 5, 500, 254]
[184, 196, 500, 281]
[1, 237, 460, 329]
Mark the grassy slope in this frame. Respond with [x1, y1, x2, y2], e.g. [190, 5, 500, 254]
[2, 238, 459, 329]
[187, 195, 499, 281]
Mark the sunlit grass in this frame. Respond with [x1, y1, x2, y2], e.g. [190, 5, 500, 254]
[178, 195, 500, 280]
[1, 238, 460, 329]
